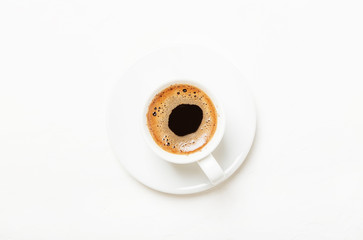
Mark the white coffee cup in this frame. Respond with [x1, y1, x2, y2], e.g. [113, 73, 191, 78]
[141, 80, 226, 185]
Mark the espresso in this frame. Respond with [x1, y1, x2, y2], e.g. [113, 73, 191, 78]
[168, 104, 203, 136]
[146, 84, 217, 154]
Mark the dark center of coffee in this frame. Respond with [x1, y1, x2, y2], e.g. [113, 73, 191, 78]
[168, 104, 203, 136]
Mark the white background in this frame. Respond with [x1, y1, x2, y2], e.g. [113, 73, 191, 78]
[0, 0, 362, 239]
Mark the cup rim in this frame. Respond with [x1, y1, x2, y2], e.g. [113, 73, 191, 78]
[141, 79, 225, 164]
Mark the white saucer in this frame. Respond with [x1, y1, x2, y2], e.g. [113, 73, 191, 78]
[107, 45, 256, 194]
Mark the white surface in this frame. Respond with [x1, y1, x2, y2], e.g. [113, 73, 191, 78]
[108, 45, 256, 194]
[0, 0, 363, 239]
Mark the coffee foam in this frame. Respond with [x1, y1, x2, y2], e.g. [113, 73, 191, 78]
[146, 84, 217, 154]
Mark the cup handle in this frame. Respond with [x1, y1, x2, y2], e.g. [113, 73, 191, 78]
[197, 154, 225, 185]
